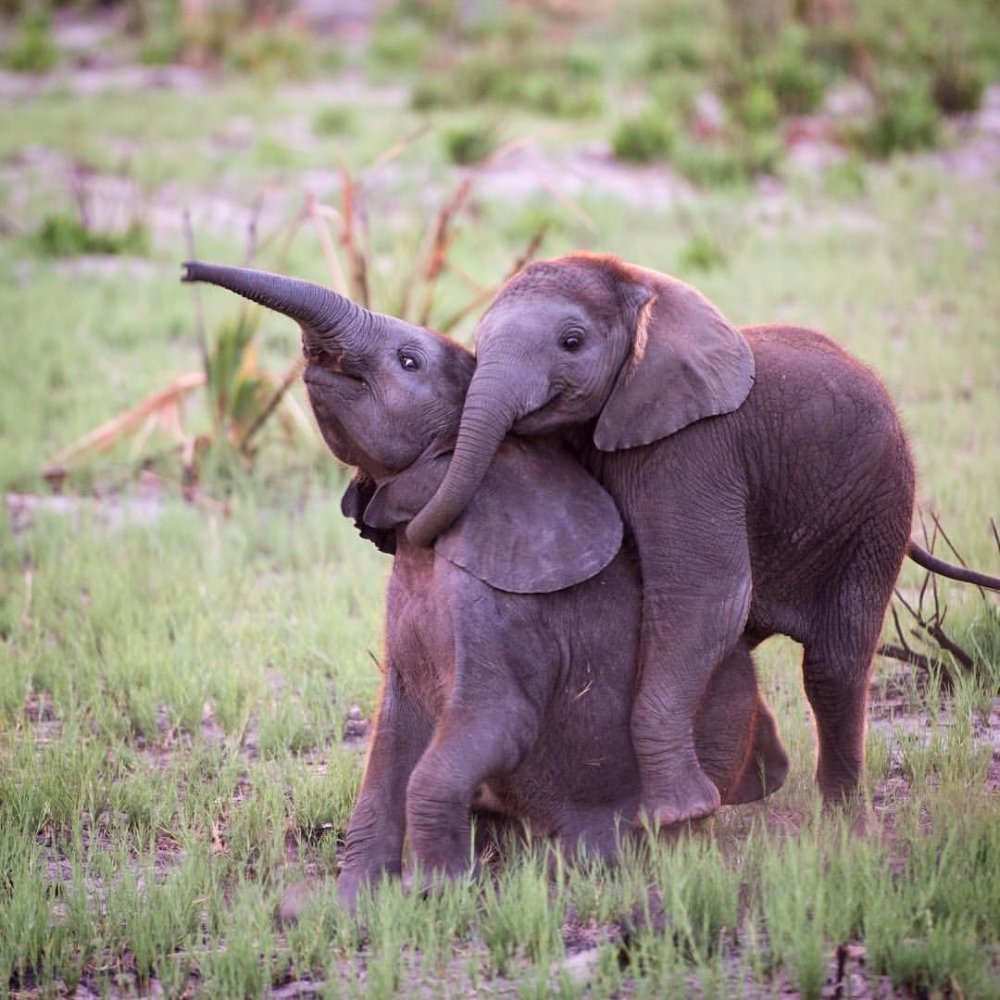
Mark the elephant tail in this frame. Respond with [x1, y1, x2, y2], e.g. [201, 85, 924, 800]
[906, 541, 1000, 591]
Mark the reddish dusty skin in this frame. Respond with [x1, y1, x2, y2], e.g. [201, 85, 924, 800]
[407, 253, 978, 828]
[183, 262, 790, 919]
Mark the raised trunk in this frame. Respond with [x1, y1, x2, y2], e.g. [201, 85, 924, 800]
[406, 371, 523, 547]
[181, 261, 377, 354]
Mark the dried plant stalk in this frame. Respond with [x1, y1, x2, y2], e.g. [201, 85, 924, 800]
[45, 372, 205, 473]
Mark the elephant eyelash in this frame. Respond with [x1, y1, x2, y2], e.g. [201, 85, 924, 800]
[398, 350, 422, 372]
[560, 333, 584, 352]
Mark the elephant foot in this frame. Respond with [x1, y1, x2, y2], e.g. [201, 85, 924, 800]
[725, 702, 790, 805]
[402, 862, 475, 898]
[636, 772, 721, 829]
[279, 869, 371, 924]
[278, 878, 320, 926]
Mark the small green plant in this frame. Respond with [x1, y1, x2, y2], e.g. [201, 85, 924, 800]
[481, 853, 564, 976]
[368, 16, 433, 74]
[611, 109, 675, 163]
[673, 131, 780, 187]
[409, 35, 602, 119]
[33, 214, 150, 258]
[825, 157, 866, 200]
[679, 233, 727, 272]
[931, 58, 985, 114]
[3, 7, 58, 73]
[739, 81, 781, 130]
[313, 105, 354, 137]
[443, 124, 498, 166]
[133, 0, 186, 67]
[765, 26, 827, 115]
[646, 29, 706, 73]
[853, 76, 941, 158]
[410, 76, 453, 111]
[224, 27, 315, 82]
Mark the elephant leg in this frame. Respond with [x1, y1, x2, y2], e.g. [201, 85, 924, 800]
[725, 694, 789, 804]
[336, 665, 432, 909]
[406, 701, 539, 882]
[632, 605, 749, 826]
[630, 515, 752, 828]
[802, 621, 881, 804]
[556, 806, 637, 866]
[694, 637, 789, 805]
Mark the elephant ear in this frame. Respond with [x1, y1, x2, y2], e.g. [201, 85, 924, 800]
[594, 273, 755, 451]
[363, 453, 451, 537]
[365, 440, 623, 594]
[341, 474, 396, 555]
[435, 438, 623, 594]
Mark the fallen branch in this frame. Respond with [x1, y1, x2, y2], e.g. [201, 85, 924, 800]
[876, 643, 946, 675]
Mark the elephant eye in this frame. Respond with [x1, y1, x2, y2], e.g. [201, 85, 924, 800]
[560, 331, 585, 353]
[398, 350, 421, 372]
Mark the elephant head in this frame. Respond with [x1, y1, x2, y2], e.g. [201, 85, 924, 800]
[181, 261, 623, 593]
[181, 261, 472, 479]
[406, 253, 755, 547]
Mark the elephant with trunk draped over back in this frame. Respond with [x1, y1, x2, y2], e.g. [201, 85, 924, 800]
[182, 261, 790, 913]
[406, 253, 1000, 828]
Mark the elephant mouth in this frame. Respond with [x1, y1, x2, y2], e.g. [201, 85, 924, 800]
[303, 364, 367, 393]
[302, 350, 368, 391]
[512, 394, 561, 434]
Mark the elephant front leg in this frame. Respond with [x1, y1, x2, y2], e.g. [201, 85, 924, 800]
[406, 703, 538, 884]
[632, 554, 752, 828]
[333, 667, 431, 911]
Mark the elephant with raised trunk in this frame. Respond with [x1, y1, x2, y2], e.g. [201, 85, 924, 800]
[181, 261, 789, 912]
[406, 252, 1000, 828]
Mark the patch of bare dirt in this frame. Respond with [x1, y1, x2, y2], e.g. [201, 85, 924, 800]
[931, 83, 1000, 178]
[475, 140, 695, 211]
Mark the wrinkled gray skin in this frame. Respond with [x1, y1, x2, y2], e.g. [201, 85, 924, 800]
[407, 253, 926, 826]
[181, 262, 789, 914]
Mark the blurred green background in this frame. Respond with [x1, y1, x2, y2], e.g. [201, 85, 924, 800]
[1, 2, 999, 996]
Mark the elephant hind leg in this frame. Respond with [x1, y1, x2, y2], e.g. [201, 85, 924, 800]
[693, 637, 787, 805]
[802, 622, 882, 804]
[725, 696, 789, 804]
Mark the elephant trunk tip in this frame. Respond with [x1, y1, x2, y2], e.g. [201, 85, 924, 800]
[404, 511, 441, 549]
[180, 260, 204, 284]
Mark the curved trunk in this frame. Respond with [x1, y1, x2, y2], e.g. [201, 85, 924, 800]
[406, 369, 525, 547]
[181, 261, 377, 353]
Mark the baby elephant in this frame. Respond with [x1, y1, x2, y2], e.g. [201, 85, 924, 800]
[181, 262, 789, 911]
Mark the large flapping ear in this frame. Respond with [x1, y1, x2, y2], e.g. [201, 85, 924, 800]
[434, 437, 623, 594]
[341, 474, 397, 555]
[594, 270, 755, 451]
[362, 453, 451, 535]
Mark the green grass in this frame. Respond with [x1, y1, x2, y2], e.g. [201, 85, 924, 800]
[1, 6, 999, 995]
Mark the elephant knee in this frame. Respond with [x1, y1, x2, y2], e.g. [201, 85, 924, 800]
[405, 762, 473, 868]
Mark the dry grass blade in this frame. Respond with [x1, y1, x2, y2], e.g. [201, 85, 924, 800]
[44, 372, 205, 473]
[306, 194, 348, 295]
[340, 167, 370, 308]
[436, 225, 548, 334]
[255, 202, 309, 271]
[537, 176, 598, 232]
[929, 511, 970, 568]
[408, 138, 545, 327]
[414, 172, 478, 327]
[239, 358, 308, 454]
[369, 123, 431, 170]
